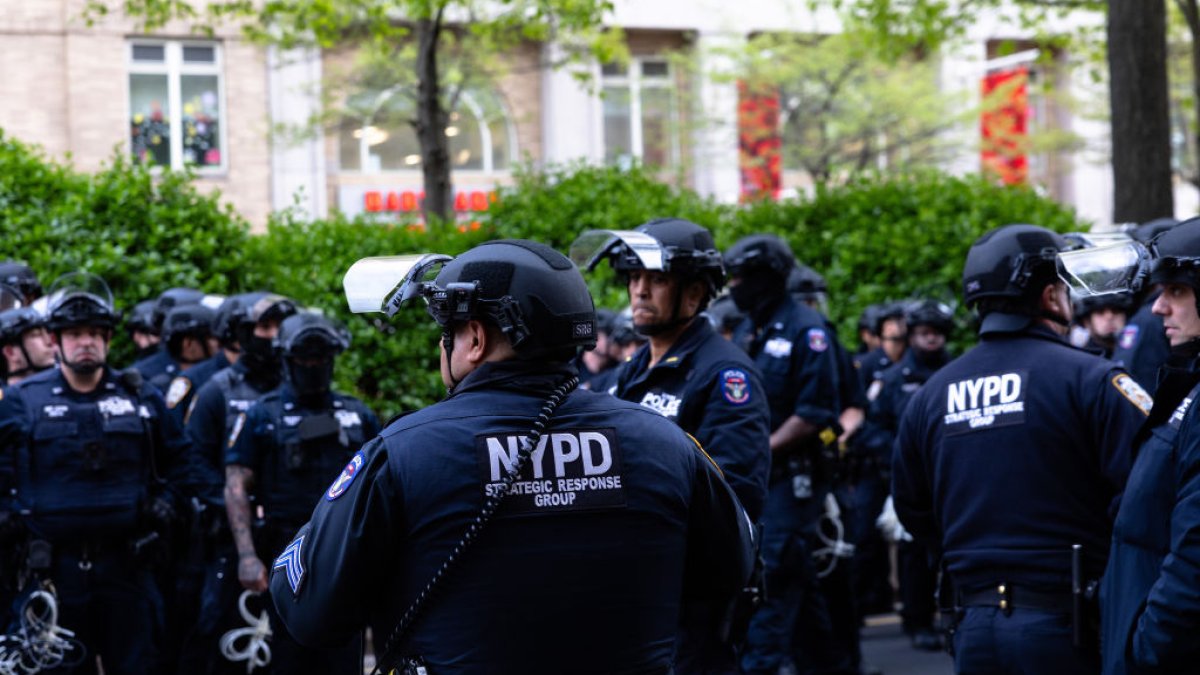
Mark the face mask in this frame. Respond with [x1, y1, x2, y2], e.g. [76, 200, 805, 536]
[730, 274, 782, 319]
[241, 335, 282, 383]
[288, 358, 334, 398]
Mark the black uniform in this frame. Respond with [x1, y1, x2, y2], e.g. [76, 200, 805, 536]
[1113, 295, 1171, 395]
[164, 351, 230, 426]
[268, 362, 754, 674]
[893, 320, 1148, 672]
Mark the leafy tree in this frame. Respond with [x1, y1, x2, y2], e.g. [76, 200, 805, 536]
[85, 0, 625, 224]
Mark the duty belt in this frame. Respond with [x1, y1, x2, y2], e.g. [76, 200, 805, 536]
[959, 583, 1073, 613]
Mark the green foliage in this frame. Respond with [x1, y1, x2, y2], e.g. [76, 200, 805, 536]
[0, 129, 251, 365]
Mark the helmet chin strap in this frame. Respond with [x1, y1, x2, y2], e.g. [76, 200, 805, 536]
[442, 329, 461, 393]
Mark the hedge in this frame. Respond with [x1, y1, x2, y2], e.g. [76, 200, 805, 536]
[0, 131, 1086, 418]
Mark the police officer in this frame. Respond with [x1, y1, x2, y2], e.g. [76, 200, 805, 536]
[1093, 218, 1200, 673]
[270, 240, 754, 675]
[0, 260, 43, 306]
[856, 305, 884, 355]
[133, 287, 206, 384]
[706, 294, 745, 341]
[1113, 218, 1177, 394]
[576, 219, 771, 521]
[572, 308, 618, 391]
[164, 294, 250, 426]
[150, 303, 217, 392]
[0, 304, 55, 385]
[854, 303, 906, 390]
[892, 224, 1148, 673]
[225, 313, 379, 673]
[725, 234, 853, 675]
[127, 300, 161, 362]
[180, 292, 297, 674]
[1073, 293, 1132, 359]
[576, 220, 771, 674]
[861, 299, 955, 650]
[0, 272, 196, 674]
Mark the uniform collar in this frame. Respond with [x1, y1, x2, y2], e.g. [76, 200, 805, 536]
[979, 314, 1068, 344]
[650, 318, 713, 369]
[449, 360, 576, 398]
[47, 366, 122, 398]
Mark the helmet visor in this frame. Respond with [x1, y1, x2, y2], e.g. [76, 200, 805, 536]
[343, 254, 452, 317]
[1062, 232, 1131, 251]
[570, 230, 666, 272]
[1056, 241, 1149, 297]
[0, 284, 22, 312]
[46, 272, 114, 313]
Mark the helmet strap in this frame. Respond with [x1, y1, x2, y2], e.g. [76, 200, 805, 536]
[442, 329, 461, 393]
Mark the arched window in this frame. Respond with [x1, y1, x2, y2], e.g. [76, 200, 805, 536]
[337, 88, 516, 173]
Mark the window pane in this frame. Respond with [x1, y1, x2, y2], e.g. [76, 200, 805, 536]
[603, 85, 632, 163]
[449, 115, 484, 170]
[489, 119, 510, 170]
[641, 87, 674, 166]
[337, 120, 363, 171]
[641, 61, 670, 79]
[183, 45, 216, 63]
[129, 73, 171, 167]
[373, 124, 422, 171]
[181, 75, 222, 167]
[601, 62, 626, 77]
[132, 44, 165, 62]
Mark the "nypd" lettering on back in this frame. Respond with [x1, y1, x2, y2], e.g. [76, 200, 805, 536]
[476, 428, 627, 514]
[944, 371, 1027, 434]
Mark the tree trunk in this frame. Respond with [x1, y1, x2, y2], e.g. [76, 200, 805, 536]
[1108, 0, 1174, 223]
[1177, 0, 1200, 190]
[415, 15, 452, 224]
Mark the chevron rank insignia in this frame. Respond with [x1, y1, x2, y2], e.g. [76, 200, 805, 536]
[273, 535, 306, 595]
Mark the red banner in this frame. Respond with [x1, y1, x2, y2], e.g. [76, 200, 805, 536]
[981, 67, 1029, 185]
[738, 81, 782, 200]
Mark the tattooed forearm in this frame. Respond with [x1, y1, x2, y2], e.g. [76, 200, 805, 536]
[225, 464, 257, 560]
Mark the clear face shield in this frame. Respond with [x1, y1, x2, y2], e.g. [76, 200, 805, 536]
[1056, 241, 1150, 297]
[45, 272, 115, 314]
[569, 230, 667, 272]
[342, 254, 453, 317]
[0, 284, 23, 313]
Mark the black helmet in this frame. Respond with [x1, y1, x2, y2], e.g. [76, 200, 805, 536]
[152, 288, 205, 331]
[0, 307, 44, 346]
[0, 261, 42, 303]
[788, 264, 827, 297]
[161, 304, 215, 344]
[127, 300, 158, 335]
[275, 312, 351, 358]
[213, 292, 265, 346]
[1132, 217, 1178, 244]
[576, 218, 726, 302]
[874, 302, 908, 335]
[705, 294, 746, 334]
[725, 234, 796, 281]
[427, 240, 597, 357]
[1073, 292, 1133, 321]
[44, 272, 119, 332]
[962, 224, 1067, 308]
[857, 304, 885, 336]
[905, 299, 955, 335]
[1147, 216, 1200, 290]
[608, 308, 642, 348]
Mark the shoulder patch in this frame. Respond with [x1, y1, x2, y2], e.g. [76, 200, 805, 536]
[721, 368, 752, 405]
[227, 412, 246, 448]
[1118, 324, 1139, 351]
[272, 535, 305, 595]
[1111, 374, 1152, 416]
[807, 328, 829, 352]
[165, 377, 191, 409]
[325, 450, 366, 501]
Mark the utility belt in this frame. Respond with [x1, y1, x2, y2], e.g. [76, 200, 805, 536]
[958, 583, 1074, 613]
[25, 533, 163, 574]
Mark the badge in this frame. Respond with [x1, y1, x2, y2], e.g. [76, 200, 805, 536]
[721, 369, 751, 405]
[227, 413, 246, 448]
[1111, 374, 1152, 416]
[866, 380, 883, 402]
[272, 535, 305, 595]
[335, 410, 362, 428]
[764, 337, 793, 358]
[326, 450, 365, 501]
[165, 378, 190, 409]
[1118, 325, 1139, 351]
[807, 328, 829, 352]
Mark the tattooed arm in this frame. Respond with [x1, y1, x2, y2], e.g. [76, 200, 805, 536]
[225, 464, 266, 592]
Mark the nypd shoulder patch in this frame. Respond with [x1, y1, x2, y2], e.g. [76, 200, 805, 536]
[272, 535, 305, 595]
[1118, 324, 1140, 351]
[807, 328, 829, 353]
[326, 450, 366, 501]
[721, 369, 751, 405]
[165, 377, 191, 409]
[1112, 373, 1153, 416]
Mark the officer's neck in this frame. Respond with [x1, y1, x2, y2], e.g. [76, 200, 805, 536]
[61, 364, 105, 394]
[648, 317, 694, 367]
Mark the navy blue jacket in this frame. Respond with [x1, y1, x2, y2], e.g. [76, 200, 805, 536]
[732, 297, 840, 434]
[1101, 358, 1200, 674]
[854, 346, 894, 393]
[892, 320, 1147, 591]
[164, 351, 229, 426]
[268, 361, 754, 674]
[132, 345, 180, 390]
[856, 349, 950, 466]
[0, 367, 196, 544]
[613, 318, 771, 521]
[227, 384, 380, 528]
[185, 361, 276, 506]
[1113, 297, 1170, 396]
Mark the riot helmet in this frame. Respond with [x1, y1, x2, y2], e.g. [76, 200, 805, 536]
[1131, 217, 1178, 244]
[127, 300, 158, 336]
[705, 294, 746, 338]
[234, 294, 299, 380]
[275, 312, 350, 399]
[724, 234, 796, 317]
[1072, 292, 1133, 323]
[0, 305, 53, 381]
[905, 299, 955, 335]
[44, 272, 119, 332]
[161, 303, 216, 364]
[213, 293, 264, 350]
[962, 224, 1067, 316]
[343, 239, 597, 362]
[0, 261, 42, 304]
[858, 304, 885, 342]
[152, 288, 205, 332]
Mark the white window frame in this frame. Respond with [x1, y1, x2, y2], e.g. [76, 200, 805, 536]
[601, 57, 679, 165]
[127, 40, 228, 175]
[343, 90, 517, 175]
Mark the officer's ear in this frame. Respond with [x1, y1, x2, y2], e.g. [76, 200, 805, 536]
[681, 279, 707, 317]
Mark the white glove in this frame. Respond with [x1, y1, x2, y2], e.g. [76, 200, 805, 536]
[876, 495, 913, 543]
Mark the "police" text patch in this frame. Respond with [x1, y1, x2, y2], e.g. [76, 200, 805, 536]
[944, 370, 1027, 435]
[476, 428, 626, 515]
